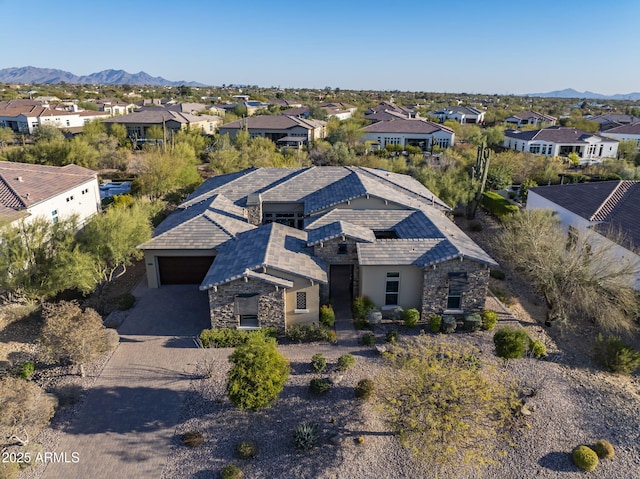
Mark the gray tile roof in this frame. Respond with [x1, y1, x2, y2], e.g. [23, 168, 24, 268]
[357, 239, 460, 267]
[362, 118, 453, 135]
[200, 222, 327, 289]
[602, 122, 640, 135]
[103, 109, 221, 125]
[306, 221, 376, 246]
[504, 126, 617, 144]
[218, 115, 325, 131]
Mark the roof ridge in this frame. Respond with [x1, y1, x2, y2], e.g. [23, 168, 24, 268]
[591, 180, 640, 221]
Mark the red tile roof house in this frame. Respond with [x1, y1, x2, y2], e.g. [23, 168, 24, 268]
[0, 162, 101, 227]
[503, 126, 619, 164]
[139, 167, 497, 333]
[527, 180, 640, 289]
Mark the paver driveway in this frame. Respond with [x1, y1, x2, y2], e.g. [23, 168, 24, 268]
[41, 283, 211, 479]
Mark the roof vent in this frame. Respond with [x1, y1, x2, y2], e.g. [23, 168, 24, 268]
[16, 176, 23, 182]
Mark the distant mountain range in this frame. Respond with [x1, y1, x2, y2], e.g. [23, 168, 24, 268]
[526, 88, 640, 101]
[0, 66, 206, 87]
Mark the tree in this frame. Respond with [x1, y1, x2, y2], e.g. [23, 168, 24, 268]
[0, 377, 57, 447]
[617, 140, 638, 162]
[0, 127, 15, 151]
[133, 146, 201, 199]
[496, 209, 640, 330]
[32, 124, 64, 143]
[39, 301, 119, 376]
[376, 338, 517, 475]
[226, 335, 290, 410]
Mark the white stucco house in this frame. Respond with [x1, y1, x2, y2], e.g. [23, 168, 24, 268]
[504, 111, 557, 128]
[431, 106, 485, 124]
[0, 103, 109, 134]
[0, 162, 101, 227]
[527, 181, 640, 289]
[361, 118, 455, 151]
[503, 127, 618, 163]
[600, 122, 640, 151]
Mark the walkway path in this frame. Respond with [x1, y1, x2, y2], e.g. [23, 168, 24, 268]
[41, 283, 359, 479]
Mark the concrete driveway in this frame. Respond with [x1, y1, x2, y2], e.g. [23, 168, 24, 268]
[41, 283, 211, 479]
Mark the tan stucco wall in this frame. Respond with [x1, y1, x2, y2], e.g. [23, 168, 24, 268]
[143, 249, 217, 288]
[359, 265, 422, 310]
[267, 268, 321, 327]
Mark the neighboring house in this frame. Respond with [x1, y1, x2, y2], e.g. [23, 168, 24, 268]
[361, 118, 455, 151]
[364, 102, 418, 122]
[0, 104, 109, 134]
[431, 106, 485, 124]
[504, 111, 557, 128]
[162, 103, 208, 114]
[139, 167, 496, 332]
[527, 181, 640, 289]
[218, 115, 326, 146]
[93, 100, 137, 116]
[103, 108, 222, 139]
[280, 106, 311, 119]
[600, 122, 640, 150]
[271, 99, 304, 109]
[587, 114, 640, 132]
[0, 162, 101, 226]
[318, 102, 357, 120]
[503, 127, 618, 163]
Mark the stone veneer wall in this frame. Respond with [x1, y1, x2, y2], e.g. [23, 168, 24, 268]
[207, 278, 286, 334]
[313, 237, 360, 303]
[420, 258, 490, 318]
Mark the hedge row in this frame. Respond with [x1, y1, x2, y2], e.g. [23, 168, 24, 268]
[481, 191, 519, 220]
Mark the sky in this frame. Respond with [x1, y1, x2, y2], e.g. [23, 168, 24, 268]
[1, 0, 639, 95]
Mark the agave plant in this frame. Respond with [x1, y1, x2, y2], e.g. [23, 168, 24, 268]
[294, 422, 318, 451]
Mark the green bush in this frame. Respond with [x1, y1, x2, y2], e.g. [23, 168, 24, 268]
[286, 324, 336, 343]
[319, 305, 335, 328]
[572, 445, 599, 472]
[18, 361, 35, 380]
[354, 318, 370, 330]
[337, 354, 355, 372]
[385, 330, 398, 343]
[481, 310, 498, 331]
[355, 378, 375, 400]
[493, 327, 530, 359]
[181, 431, 204, 448]
[489, 269, 505, 280]
[481, 191, 519, 220]
[429, 315, 442, 333]
[227, 335, 290, 410]
[235, 440, 258, 459]
[311, 353, 327, 373]
[199, 328, 277, 348]
[403, 308, 420, 328]
[594, 334, 640, 375]
[294, 422, 318, 451]
[529, 339, 547, 359]
[352, 296, 376, 320]
[462, 313, 482, 332]
[592, 439, 615, 459]
[117, 293, 136, 310]
[309, 378, 331, 395]
[442, 315, 457, 334]
[361, 332, 376, 346]
[221, 464, 243, 479]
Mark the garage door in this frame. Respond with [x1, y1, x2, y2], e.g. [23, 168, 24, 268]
[158, 256, 216, 285]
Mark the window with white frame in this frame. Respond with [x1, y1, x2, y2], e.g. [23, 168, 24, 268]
[385, 272, 400, 306]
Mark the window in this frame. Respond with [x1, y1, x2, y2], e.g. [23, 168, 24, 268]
[337, 243, 348, 255]
[529, 144, 541, 154]
[385, 272, 400, 306]
[373, 230, 398, 240]
[235, 294, 259, 328]
[447, 272, 468, 310]
[51, 210, 58, 224]
[295, 292, 308, 313]
[66, 195, 74, 202]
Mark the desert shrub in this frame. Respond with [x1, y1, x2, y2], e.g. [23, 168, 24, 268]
[390, 306, 404, 321]
[311, 353, 327, 373]
[286, 324, 336, 343]
[51, 383, 84, 407]
[529, 339, 547, 359]
[104, 328, 120, 351]
[468, 219, 483, 232]
[355, 378, 375, 400]
[294, 422, 318, 451]
[117, 293, 136, 310]
[592, 439, 615, 459]
[319, 305, 335, 328]
[16, 442, 43, 470]
[354, 318, 370, 330]
[403, 309, 420, 328]
[429, 315, 442, 333]
[18, 361, 35, 380]
[385, 330, 398, 343]
[353, 296, 376, 320]
[309, 378, 331, 395]
[199, 328, 276, 348]
[182, 431, 204, 448]
[572, 445, 599, 472]
[221, 464, 243, 479]
[0, 461, 19, 479]
[594, 334, 640, 375]
[489, 269, 505, 280]
[236, 440, 258, 459]
[481, 310, 498, 331]
[361, 332, 376, 346]
[337, 354, 355, 372]
[442, 315, 457, 334]
[462, 313, 482, 332]
[493, 327, 530, 359]
[227, 335, 290, 410]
